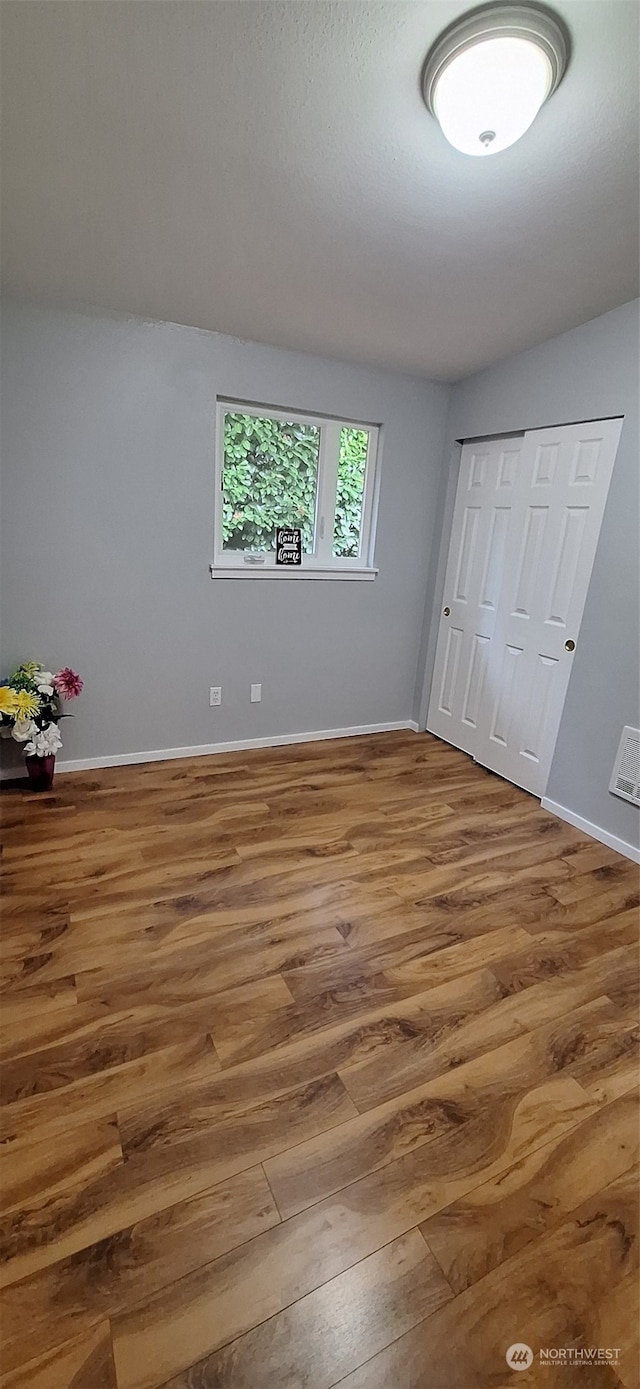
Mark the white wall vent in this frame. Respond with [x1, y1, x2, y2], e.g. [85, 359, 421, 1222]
[609, 726, 640, 807]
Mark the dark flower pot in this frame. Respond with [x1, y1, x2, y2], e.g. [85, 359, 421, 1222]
[25, 754, 55, 792]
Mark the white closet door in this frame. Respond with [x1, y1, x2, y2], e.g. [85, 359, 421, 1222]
[426, 434, 525, 755]
[473, 417, 623, 796]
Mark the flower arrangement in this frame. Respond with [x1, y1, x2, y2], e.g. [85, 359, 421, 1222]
[0, 662, 83, 769]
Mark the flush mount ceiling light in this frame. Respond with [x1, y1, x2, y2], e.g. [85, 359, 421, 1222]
[422, 3, 569, 157]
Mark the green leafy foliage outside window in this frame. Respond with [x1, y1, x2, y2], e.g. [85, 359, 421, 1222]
[222, 414, 320, 552]
[334, 428, 369, 557]
[222, 413, 370, 558]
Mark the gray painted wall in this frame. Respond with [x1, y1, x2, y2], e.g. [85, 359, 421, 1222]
[414, 298, 640, 851]
[0, 302, 450, 765]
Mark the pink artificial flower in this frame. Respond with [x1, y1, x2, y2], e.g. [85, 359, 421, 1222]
[53, 668, 84, 699]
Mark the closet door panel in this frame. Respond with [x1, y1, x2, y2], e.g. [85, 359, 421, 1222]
[427, 437, 523, 754]
[473, 418, 623, 795]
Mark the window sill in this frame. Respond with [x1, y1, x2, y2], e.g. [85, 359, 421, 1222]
[210, 564, 378, 582]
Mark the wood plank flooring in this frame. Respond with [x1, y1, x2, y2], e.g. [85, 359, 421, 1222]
[0, 729, 638, 1388]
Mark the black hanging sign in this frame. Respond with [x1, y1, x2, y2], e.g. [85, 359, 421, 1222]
[276, 528, 302, 566]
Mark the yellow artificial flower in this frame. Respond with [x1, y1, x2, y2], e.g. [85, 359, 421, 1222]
[19, 661, 41, 679]
[12, 690, 40, 719]
[0, 686, 18, 717]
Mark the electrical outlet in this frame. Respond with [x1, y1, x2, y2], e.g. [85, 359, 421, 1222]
[250, 683, 262, 703]
[209, 687, 222, 707]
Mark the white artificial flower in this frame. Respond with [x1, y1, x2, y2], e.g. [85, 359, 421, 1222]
[12, 718, 37, 743]
[25, 722, 63, 758]
[36, 672, 55, 695]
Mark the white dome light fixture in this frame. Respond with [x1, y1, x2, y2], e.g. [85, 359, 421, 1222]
[422, 3, 569, 157]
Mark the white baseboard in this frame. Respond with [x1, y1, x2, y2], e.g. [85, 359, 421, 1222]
[541, 796, 640, 865]
[1, 720, 419, 779]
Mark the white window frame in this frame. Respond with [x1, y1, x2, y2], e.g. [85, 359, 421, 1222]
[211, 399, 381, 580]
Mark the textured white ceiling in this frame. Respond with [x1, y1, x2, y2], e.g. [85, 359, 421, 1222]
[1, 0, 638, 380]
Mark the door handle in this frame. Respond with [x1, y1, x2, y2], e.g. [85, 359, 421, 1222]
[443, 606, 451, 617]
[564, 639, 575, 652]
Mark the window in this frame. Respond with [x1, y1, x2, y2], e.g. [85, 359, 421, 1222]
[212, 400, 380, 579]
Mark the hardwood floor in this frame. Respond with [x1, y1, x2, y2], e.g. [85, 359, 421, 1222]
[0, 730, 638, 1389]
